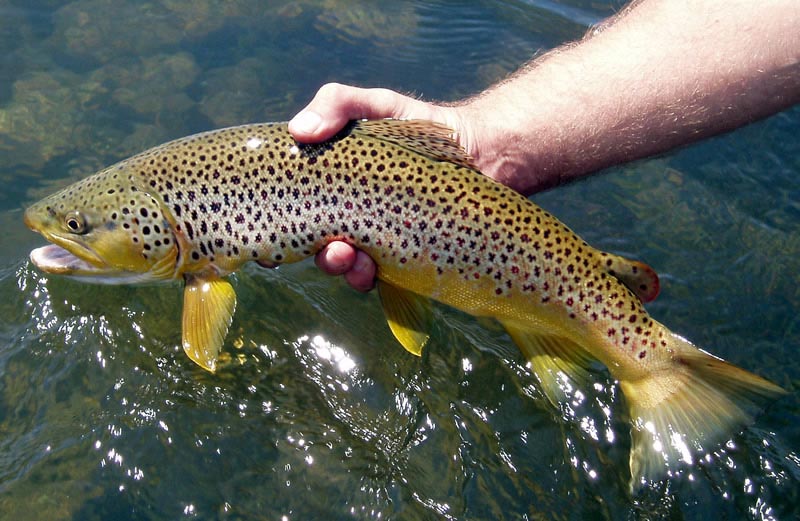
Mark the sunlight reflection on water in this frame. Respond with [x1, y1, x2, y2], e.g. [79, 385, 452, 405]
[1, 0, 798, 518]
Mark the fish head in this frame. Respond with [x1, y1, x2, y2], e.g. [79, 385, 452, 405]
[24, 164, 179, 284]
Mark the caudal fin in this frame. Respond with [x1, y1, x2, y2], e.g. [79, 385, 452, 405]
[620, 333, 785, 489]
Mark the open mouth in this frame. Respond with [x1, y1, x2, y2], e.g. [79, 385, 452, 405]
[24, 208, 108, 276]
[26, 228, 132, 282]
[29, 244, 104, 275]
[28, 242, 162, 284]
[25, 206, 180, 284]
[25, 220, 110, 273]
[27, 232, 177, 285]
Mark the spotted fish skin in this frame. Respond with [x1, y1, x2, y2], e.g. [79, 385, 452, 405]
[24, 120, 784, 488]
[123, 121, 658, 358]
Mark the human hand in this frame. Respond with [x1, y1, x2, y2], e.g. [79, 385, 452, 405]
[289, 83, 462, 144]
[290, 83, 466, 292]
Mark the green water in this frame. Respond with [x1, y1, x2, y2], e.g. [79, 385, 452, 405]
[1, 1, 798, 519]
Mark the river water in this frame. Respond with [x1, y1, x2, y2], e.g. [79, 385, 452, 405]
[1, 1, 798, 519]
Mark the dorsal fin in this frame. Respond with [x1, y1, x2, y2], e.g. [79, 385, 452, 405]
[602, 253, 660, 303]
[350, 119, 476, 169]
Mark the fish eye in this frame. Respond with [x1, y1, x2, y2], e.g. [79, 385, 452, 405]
[64, 211, 87, 234]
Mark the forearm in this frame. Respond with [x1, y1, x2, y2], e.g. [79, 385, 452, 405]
[293, 0, 799, 287]
[462, 0, 800, 193]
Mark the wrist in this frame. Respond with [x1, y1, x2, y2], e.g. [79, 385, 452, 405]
[454, 71, 570, 195]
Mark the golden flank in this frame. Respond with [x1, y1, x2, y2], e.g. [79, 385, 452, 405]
[25, 120, 784, 488]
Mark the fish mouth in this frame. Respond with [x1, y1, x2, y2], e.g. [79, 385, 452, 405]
[28, 241, 161, 284]
[27, 230, 125, 281]
[26, 222, 176, 284]
[27, 227, 138, 282]
[25, 206, 118, 277]
[29, 243, 107, 276]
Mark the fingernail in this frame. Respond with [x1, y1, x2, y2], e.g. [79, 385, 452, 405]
[290, 110, 322, 134]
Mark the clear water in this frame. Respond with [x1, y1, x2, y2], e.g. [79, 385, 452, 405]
[1, 1, 798, 519]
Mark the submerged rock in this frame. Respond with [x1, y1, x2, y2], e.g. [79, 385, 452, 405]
[108, 53, 199, 116]
[0, 70, 85, 168]
[51, 0, 184, 64]
[314, 0, 418, 46]
[199, 57, 278, 127]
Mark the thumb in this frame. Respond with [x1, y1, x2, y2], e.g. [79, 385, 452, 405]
[288, 83, 438, 143]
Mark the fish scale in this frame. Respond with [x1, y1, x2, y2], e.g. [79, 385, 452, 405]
[24, 119, 785, 489]
[132, 121, 660, 362]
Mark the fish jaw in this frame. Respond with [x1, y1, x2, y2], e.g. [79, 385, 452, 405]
[29, 243, 170, 284]
[25, 202, 180, 285]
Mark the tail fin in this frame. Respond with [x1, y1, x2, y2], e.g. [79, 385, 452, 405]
[620, 333, 786, 489]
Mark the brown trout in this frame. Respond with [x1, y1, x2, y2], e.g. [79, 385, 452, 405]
[24, 120, 784, 487]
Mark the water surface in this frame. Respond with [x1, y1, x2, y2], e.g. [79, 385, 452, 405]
[1, 1, 798, 519]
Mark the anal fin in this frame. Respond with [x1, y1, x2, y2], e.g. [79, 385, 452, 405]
[182, 275, 237, 372]
[500, 320, 596, 411]
[378, 280, 433, 356]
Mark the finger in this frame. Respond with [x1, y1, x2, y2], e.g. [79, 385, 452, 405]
[314, 241, 357, 275]
[343, 250, 377, 292]
[289, 83, 432, 143]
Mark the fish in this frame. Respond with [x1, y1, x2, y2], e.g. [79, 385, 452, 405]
[24, 119, 785, 488]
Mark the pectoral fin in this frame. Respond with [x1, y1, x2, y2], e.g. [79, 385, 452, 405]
[182, 275, 237, 372]
[378, 281, 433, 356]
[500, 320, 595, 410]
